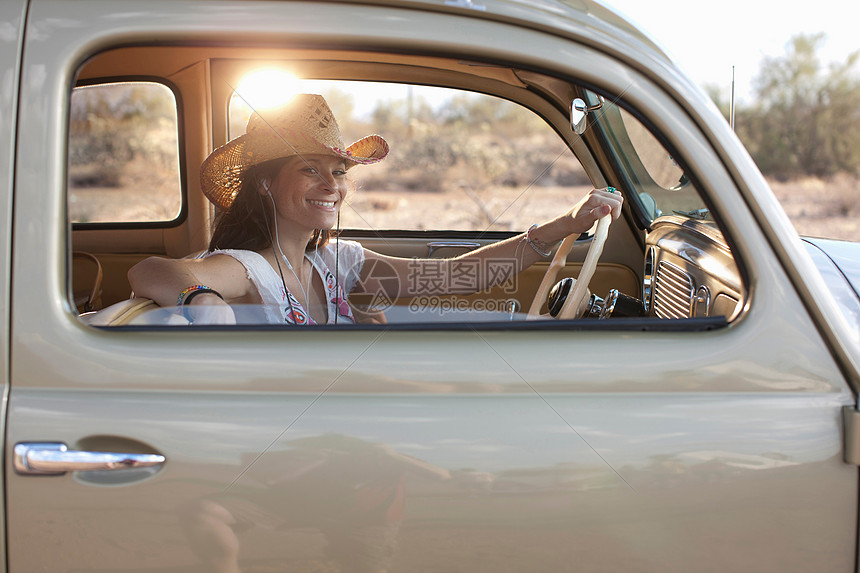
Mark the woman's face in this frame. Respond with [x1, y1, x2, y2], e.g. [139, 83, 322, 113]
[268, 154, 348, 232]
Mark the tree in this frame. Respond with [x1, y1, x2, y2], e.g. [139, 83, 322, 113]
[736, 34, 860, 179]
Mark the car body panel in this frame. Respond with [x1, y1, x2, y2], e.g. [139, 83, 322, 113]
[804, 237, 860, 299]
[4, 0, 859, 571]
[7, 384, 856, 571]
[362, 0, 673, 62]
[801, 239, 860, 353]
[0, 0, 26, 373]
[0, 2, 27, 571]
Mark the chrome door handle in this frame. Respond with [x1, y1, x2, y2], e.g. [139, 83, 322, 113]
[426, 241, 480, 257]
[14, 442, 166, 475]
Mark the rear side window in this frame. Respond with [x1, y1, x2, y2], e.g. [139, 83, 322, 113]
[69, 81, 182, 224]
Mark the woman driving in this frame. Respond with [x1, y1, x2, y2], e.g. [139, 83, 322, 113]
[128, 94, 623, 324]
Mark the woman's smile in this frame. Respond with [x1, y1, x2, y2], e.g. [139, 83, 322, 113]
[267, 154, 349, 230]
[308, 198, 337, 210]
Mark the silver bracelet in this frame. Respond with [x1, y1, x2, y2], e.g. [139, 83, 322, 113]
[525, 224, 552, 258]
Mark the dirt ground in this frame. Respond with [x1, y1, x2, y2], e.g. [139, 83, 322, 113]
[70, 176, 860, 242]
[343, 176, 860, 241]
[768, 175, 860, 241]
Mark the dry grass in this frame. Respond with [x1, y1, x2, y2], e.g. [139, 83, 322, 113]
[342, 180, 590, 232]
[341, 172, 860, 240]
[69, 144, 860, 243]
[69, 174, 860, 242]
[767, 174, 860, 241]
[69, 157, 181, 223]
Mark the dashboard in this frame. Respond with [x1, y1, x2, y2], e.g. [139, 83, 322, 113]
[644, 216, 742, 320]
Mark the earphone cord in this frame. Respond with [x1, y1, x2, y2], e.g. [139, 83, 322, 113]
[335, 210, 340, 325]
[261, 192, 310, 325]
[268, 192, 312, 311]
[261, 193, 295, 323]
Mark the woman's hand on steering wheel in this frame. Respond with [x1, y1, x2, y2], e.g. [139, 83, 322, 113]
[527, 187, 623, 319]
[563, 187, 624, 236]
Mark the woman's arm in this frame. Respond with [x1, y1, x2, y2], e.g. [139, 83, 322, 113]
[358, 187, 623, 298]
[128, 254, 253, 308]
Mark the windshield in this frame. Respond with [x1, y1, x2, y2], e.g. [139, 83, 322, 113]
[590, 92, 710, 223]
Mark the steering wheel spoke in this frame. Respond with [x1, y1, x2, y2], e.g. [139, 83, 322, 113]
[527, 234, 576, 318]
[528, 215, 612, 320]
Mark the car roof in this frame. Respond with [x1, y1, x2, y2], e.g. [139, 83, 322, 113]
[349, 0, 673, 64]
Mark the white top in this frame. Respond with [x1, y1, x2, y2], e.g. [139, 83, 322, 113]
[206, 239, 365, 325]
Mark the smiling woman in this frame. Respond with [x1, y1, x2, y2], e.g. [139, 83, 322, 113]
[129, 93, 396, 325]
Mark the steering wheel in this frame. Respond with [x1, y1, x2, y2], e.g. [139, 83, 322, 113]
[527, 215, 611, 319]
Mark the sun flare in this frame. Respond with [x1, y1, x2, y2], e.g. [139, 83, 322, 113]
[234, 70, 300, 111]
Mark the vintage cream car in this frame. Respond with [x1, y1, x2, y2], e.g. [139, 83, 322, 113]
[2, 0, 860, 571]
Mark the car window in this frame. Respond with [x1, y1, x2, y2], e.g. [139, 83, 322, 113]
[74, 69, 740, 329]
[69, 81, 182, 224]
[228, 80, 590, 232]
[590, 92, 709, 223]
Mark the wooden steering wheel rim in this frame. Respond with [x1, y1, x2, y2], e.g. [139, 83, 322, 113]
[526, 215, 611, 319]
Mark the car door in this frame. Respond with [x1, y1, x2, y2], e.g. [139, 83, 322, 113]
[6, 1, 858, 572]
[0, 1, 27, 571]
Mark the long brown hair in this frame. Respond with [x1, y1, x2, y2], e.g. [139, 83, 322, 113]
[207, 159, 332, 252]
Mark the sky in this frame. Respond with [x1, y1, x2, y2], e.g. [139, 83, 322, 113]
[601, 0, 860, 104]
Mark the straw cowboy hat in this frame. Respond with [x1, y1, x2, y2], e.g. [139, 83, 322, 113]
[200, 93, 389, 209]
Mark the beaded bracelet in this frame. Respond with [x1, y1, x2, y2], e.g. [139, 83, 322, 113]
[177, 285, 223, 307]
[525, 224, 553, 258]
[177, 285, 224, 323]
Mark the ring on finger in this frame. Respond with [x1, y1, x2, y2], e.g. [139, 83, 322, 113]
[605, 186, 617, 194]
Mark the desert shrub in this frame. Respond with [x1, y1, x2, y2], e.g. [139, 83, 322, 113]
[69, 83, 179, 188]
[735, 34, 860, 179]
[359, 93, 587, 193]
